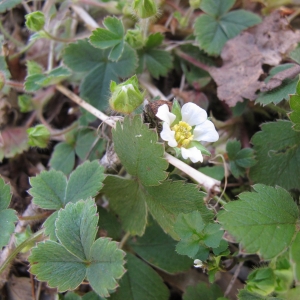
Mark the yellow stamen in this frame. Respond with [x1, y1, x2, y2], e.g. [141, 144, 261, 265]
[171, 121, 193, 148]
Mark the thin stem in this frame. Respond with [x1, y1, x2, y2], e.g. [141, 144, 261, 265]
[224, 261, 244, 297]
[118, 232, 131, 249]
[8, 40, 36, 60]
[6, 80, 24, 91]
[43, 30, 77, 43]
[213, 195, 227, 206]
[0, 229, 45, 276]
[175, 49, 211, 72]
[71, 4, 99, 30]
[0, 20, 24, 47]
[18, 211, 52, 221]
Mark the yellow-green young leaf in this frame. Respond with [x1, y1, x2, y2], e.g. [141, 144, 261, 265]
[129, 218, 193, 274]
[90, 16, 124, 61]
[110, 253, 169, 300]
[29, 199, 126, 297]
[29, 161, 105, 209]
[0, 179, 18, 247]
[63, 40, 137, 111]
[218, 185, 299, 259]
[194, 0, 261, 55]
[27, 124, 50, 148]
[250, 120, 300, 190]
[182, 282, 223, 300]
[113, 115, 168, 186]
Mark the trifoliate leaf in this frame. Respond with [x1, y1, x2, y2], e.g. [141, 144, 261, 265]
[113, 115, 168, 186]
[256, 64, 298, 106]
[290, 231, 300, 284]
[63, 39, 137, 111]
[250, 120, 300, 190]
[110, 253, 169, 300]
[103, 176, 213, 239]
[137, 33, 172, 79]
[90, 16, 124, 61]
[29, 199, 126, 297]
[218, 185, 298, 259]
[129, 218, 193, 274]
[49, 142, 75, 175]
[182, 282, 223, 300]
[289, 78, 300, 131]
[43, 211, 59, 241]
[194, 0, 261, 55]
[0, 0, 22, 13]
[29, 161, 105, 209]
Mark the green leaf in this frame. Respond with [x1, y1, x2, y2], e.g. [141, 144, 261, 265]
[0, 176, 11, 210]
[0, 0, 22, 13]
[129, 218, 193, 274]
[29, 199, 126, 297]
[29, 161, 105, 209]
[250, 120, 300, 190]
[43, 211, 59, 241]
[256, 64, 298, 106]
[0, 55, 11, 80]
[218, 185, 298, 259]
[110, 253, 169, 300]
[103, 176, 213, 239]
[289, 78, 300, 131]
[194, 0, 261, 55]
[98, 207, 122, 240]
[0, 209, 17, 248]
[113, 115, 168, 186]
[182, 282, 223, 300]
[63, 40, 137, 111]
[56, 199, 97, 260]
[90, 16, 124, 61]
[36, 66, 72, 86]
[75, 129, 105, 160]
[199, 166, 225, 181]
[290, 231, 300, 284]
[49, 142, 75, 175]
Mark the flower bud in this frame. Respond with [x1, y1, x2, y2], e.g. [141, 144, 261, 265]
[125, 28, 144, 49]
[18, 95, 34, 113]
[27, 124, 50, 148]
[25, 11, 45, 32]
[109, 75, 144, 114]
[132, 0, 158, 19]
[189, 0, 201, 9]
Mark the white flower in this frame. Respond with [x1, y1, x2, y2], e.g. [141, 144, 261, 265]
[156, 102, 219, 163]
[194, 259, 203, 268]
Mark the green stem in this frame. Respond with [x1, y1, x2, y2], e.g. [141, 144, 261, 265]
[9, 40, 36, 60]
[118, 232, 131, 249]
[42, 30, 76, 43]
[0, 20, 24, 47]
[0, 228, 45, 276]
[213, 195, 227, 206]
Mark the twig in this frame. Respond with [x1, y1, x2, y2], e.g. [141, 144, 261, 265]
[71, 4, 99, 30]
[175, 49, 211, 72]
[224, 261, 244, 297]
[56, 85, 221, 194]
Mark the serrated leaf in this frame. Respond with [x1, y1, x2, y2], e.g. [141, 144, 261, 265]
[182, 282, 223, 300]
[90, 16, 124, 61]
[103, 176, 213, 239]
[237, 289, 279, 300]
[218, 185, 298, 259]
[235, 148, 256, 168]
[194, 0, 261, 55]
[56, 199, 98, 260]
[250, 120, 300, 190]
[110, 253, 169, 300]
[129, 218, 193, 274]
[203, 223, 223, 248]
[49, 142, 75, 175]
[113, 115, 168, 186]
[29, 161, 105, 209]
[0, 209, 17, 248]
[0, 176, 11, 210]
[36, 66, 72, 86]
[29, 199, 126, 297]
[256, 64, 298, 106]
[0, 0, 22, 12]
[43, 211, 59, 241]
[63, 40, 137, 110]
[199, 166, 225, 181]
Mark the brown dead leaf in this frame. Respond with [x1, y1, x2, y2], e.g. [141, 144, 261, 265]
[7, 275, 32, 300]
[209, 10, 300, 107]
[209, 32, 263, 107]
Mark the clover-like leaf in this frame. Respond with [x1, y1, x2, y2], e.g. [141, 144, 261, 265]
[29, 199, 126, 297]
[129, 218, 192, 274]
[194, 0, 261, 55]
[90, 16, 124, 61]
[0, 177, 18, 248]
[218, 184, 299, 259]
[137, 33, 173, 79]
[63, 39, 137, 111]
[250, 120, 300, 190]
[29, 160, 105, 210]
[103, 176, 213, 239]
[110, 253, 169, 300]
[113, 115, 168, 186]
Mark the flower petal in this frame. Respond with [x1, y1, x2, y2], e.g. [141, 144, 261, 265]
[156, 104, 176, 125]
[181, 103, 207, 126]
[181, 146, 203, 163]
[193, 120, 219, 142]
[160, 122, 177, 147]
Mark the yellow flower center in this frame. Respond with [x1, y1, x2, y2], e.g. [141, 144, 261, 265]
[171, 121, 193, 148]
